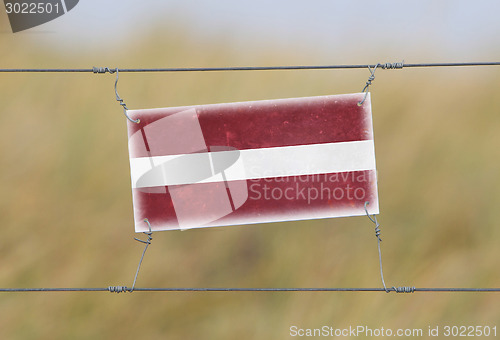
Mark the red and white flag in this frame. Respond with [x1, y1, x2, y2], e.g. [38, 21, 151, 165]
[127, 93, 378, 232]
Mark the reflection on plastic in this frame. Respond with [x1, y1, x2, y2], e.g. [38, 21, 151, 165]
[129, 108, 248, 230]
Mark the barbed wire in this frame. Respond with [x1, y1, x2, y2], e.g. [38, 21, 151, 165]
[0, 61, 499, 73]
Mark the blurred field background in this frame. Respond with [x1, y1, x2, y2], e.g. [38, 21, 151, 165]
[1, 2, 500, 339]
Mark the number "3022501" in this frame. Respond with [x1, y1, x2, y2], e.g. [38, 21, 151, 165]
[5, 2, 61, 14]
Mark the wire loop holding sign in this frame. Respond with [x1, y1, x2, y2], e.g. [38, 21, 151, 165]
[358, 61, 404, 106]
[358, 64, 378, 106]
[365, 202, 415, 294]
[364, 201, 389, 292]
[130, 218, 154, 292]
[92, 66, 139, 123]
[107, 219, 154, 294]
[113, 68, 140, 124]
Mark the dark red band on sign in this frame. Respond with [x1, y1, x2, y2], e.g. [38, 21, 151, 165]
[128, 93, 373, 158]
[133, 170, 378, 232]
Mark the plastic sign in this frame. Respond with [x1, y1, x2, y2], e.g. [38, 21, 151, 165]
[127, 93, 379, 232]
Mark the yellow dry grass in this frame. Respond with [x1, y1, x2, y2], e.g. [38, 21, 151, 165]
[1, 19, 499, 340]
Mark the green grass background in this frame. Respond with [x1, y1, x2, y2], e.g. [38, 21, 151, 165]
[1, 15, 500, 340]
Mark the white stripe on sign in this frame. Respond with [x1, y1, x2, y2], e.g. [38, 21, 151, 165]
[129, 140, 376, 188]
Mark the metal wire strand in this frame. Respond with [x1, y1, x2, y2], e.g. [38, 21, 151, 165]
[2, 61, 500, 73]
[1, 287, 500, 293]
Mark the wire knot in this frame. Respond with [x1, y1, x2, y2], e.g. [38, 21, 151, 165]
[391, 286, 415, 293]
[364, 201, 382, 242]
[374, 224, 382, 241]
[134, 219, 153, 245]
[380, 61, 404, 70]
[365, 73, 375, 87]
[92, 67, 116, 74]
[358, 64, 378, 106]
[108, 286, 129, 293]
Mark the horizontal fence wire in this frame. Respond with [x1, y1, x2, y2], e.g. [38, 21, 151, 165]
[1, 287, 500, 293]
[0, 62, 500, 73]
